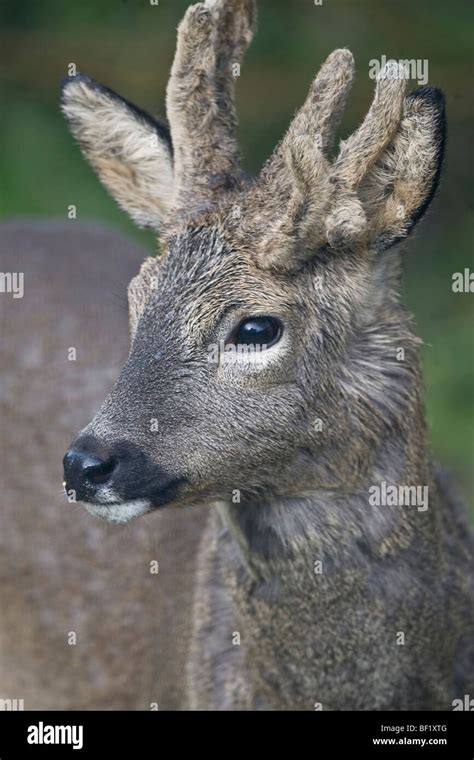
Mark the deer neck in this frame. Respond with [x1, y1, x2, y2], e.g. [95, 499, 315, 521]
[213, 419, 439, 707]
[219, 415, 433, 577]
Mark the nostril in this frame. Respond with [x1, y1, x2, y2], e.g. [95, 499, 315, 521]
[63, 445, 118, 493]
[84, 456, 117, 486]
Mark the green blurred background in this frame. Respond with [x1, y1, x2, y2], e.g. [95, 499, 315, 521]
[0, 0, 472, 516]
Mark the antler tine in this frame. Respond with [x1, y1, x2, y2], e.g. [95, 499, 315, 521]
[325, 61, 406, 248]
[333, 61, 407, 187]
[256, 47, 355, 189]
[235, 49, 354, 270]
[212, 0, 257, 131]
[285, 48, 355, 155]
[166, 0, 256, 226]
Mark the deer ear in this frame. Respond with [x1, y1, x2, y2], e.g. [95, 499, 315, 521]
[61, 74, 174, 231]
[359, 87, 446, 253]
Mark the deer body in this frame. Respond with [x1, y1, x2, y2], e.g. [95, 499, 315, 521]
[5, 0, 468, 711]
[0, 221, 204, 710]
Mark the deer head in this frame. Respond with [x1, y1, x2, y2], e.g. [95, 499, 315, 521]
[62, 0, 445, 523]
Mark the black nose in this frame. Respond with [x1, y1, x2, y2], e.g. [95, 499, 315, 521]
[63, 435, 183, 508]
[63, 439, 118, 500]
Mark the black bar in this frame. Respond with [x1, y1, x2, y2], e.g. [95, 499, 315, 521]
[0, 711, 472, 758]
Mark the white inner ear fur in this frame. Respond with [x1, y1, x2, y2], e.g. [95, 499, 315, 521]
[62, 79, 174, 230]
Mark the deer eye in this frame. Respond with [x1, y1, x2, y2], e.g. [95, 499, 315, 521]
[228, 316, 283, 349]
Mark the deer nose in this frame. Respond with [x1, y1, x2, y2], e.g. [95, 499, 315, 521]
[63, 443, 118, 499]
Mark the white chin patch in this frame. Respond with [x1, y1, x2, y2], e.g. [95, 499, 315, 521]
[84, 499, 151, 524]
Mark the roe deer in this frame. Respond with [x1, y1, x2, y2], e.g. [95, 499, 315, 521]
[0, 221, 204, 709]
[59, 0, 473, 709]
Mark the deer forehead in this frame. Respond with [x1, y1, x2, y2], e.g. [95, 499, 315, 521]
[128, 226, 305, 342]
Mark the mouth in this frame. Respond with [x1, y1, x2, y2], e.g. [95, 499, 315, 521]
[84, 499, 152, 524]
[67, 476, 189, 524]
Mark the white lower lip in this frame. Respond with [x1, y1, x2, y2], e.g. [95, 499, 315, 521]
[84, 499, 151, 524]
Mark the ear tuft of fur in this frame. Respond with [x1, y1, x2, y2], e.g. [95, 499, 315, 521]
[61, 74, 175, 232]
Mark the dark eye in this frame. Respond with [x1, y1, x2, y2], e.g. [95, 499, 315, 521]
[229, 316, 283, 349]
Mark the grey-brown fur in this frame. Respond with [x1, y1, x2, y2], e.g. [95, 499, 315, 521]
[58, 0, 474, 709]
